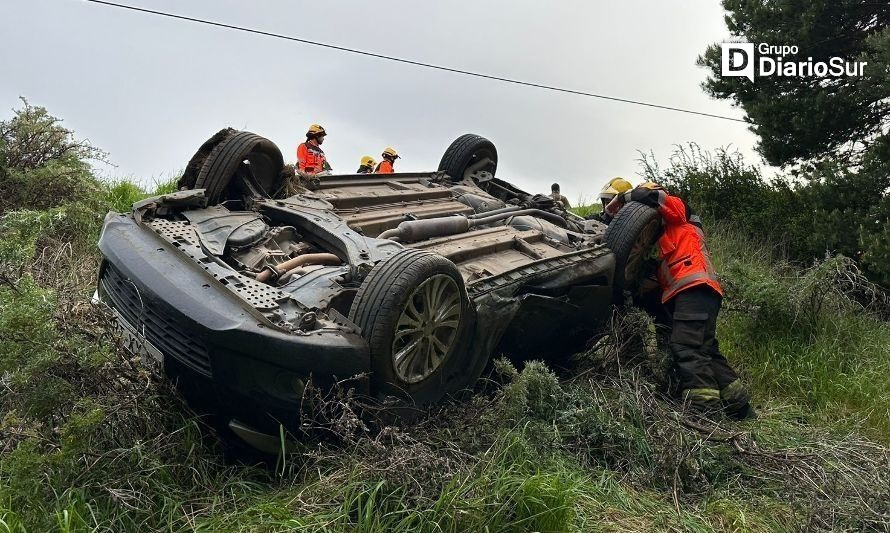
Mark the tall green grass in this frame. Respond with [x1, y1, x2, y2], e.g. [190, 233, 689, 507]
[707, 224, 890, 439]
[570, 196, 602, 218]
[2, 199, 889, 530]
[102, 176, 180, 213]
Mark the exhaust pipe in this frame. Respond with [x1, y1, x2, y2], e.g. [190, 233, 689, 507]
[378, 209, 567, 243]
[256, 252, 341, 283]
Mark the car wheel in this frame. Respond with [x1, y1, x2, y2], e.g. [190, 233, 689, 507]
[178, 128, 237, 190]
[438, 134, 498, 181]
[194, 131, 285, 204]
[349, 249, 476, 407]
[603, 201, 661, 301]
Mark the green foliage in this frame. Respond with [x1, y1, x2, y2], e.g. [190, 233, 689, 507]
[498, 359, 564, 421]
[694, 2, 890, 286]
[0, 98, 106, 213]
[102, 180, 145, 213]
[699, 1, 890, 166]
[570, 196, 601, 218]
[0, 276, 57, 374]
[150, 176, 180, 196]
[1, 98, 889, 532]
[639, 144, 783, 230]
[100, 176, 179, 214]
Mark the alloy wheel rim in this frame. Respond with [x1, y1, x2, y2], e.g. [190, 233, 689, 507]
[391, 274, 462, 384]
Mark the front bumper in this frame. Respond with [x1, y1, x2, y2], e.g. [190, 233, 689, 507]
[97, 213, 370, 435]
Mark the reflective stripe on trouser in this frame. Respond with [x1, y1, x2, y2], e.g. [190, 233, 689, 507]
[669, 287, 740, 405]
[682, 387, 722, 411]
[683, 387, 720, 401]
[660, 268, 718, 302]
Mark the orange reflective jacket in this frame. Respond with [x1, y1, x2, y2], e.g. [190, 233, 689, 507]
[375, 159, 394, 174]
[297, 141, 327, 174]
[624, 188, 722, 303]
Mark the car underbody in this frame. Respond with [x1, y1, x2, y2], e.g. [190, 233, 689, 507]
[96, 131, 657, 451]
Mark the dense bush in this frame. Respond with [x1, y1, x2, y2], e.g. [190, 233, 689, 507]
[639, 143, 890, 287]
[0, 98, 108, 215]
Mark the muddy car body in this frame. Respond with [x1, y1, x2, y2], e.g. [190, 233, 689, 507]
[96, 131, 658, 451]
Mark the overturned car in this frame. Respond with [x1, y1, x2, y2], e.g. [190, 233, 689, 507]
[96, 130, 660, 451]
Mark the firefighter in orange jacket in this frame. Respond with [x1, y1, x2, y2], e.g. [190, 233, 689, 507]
[606, 182, 755, 420]
[375, 147, 399, 173]
[297, 124, 331, 174]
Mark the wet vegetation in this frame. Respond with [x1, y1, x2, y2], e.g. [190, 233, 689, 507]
[1, 102, 888, 531]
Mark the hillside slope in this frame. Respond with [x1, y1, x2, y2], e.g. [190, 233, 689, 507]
[1, 104, 888, 532]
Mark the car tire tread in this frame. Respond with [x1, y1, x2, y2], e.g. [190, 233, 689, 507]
[603, 201, 661, 300]
[438, 133, 498, 181]
[195, 131, 284, 204]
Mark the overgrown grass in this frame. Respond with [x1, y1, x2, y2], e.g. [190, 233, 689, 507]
[102, 176, 180, 213]
[2, 198, 888, 531]
[708, 224, 890, 439]
[2, 101, 889, 531]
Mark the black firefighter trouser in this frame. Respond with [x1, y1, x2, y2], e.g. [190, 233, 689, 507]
[667, 285, 750, 415]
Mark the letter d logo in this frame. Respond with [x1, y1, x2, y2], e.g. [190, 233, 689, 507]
[721, 42, 754, 82]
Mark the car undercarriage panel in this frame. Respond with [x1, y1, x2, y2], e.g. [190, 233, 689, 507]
[310, 173, 475, 237]
[94, 131, 639, 447]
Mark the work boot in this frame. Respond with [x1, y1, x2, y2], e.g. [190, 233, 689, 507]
[720, 379, 755, 420]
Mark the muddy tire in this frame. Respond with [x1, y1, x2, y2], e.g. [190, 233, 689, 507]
[194, 131, 285, 204]
[178, 128, 238, 190]
[349, 249, 476, 407]
[438, 134, 497, 181]
[604, 201, 661, 301]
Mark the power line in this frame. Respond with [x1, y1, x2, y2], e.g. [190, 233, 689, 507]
[84, 0, 748, 124]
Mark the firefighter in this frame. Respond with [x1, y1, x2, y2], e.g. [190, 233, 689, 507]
[356, 155, 376, 174]
[375, 147, 399, 173]
[590, 177, 633, 223]
[605, 182, 755, 420]
[296, 124, 331, 174]
[550, 183, 571, 209]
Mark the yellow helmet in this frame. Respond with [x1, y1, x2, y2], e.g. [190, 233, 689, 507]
[639, 181, 664, 190]
[306, 124, 326, 137]
[599, 177, 633, 201]
[382, 147, 399, 159]
[360, 155, 376, 167]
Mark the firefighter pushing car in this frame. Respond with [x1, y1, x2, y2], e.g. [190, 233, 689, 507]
[606, 182, 755, 420]
[590, 177, 633, 223]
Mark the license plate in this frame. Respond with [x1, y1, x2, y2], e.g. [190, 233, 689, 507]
[109, 305, 164, 373]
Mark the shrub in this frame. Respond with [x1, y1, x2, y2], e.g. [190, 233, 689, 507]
[0, 98, 106, 214]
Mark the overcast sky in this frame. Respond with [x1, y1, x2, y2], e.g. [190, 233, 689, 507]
[1, 0, 765, 200]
